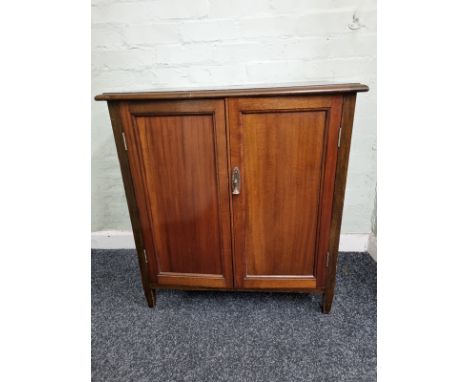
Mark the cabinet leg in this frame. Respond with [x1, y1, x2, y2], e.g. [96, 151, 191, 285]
[144, 286, 156, 308]
[321, 289, 334, 314]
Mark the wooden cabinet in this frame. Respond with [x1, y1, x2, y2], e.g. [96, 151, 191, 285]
[95, 83, 368, 313]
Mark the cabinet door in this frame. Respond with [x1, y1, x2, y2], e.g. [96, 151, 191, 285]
[228, 96, 343, 289]
[120, 99, 233, 288]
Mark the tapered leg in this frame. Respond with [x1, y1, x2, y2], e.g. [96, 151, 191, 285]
[144, 287, 156, 308]
[321, 288, 334, 314]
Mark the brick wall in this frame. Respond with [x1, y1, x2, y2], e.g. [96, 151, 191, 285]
[92, 0, 376, 233]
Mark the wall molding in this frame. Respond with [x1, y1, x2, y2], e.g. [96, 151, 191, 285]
[91, 231, 373, 254]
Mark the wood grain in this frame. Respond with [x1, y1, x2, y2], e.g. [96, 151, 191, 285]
[107, 101, 156, 307]
[120, 99, 234, 289]
[228, 96, 343, 289]
[95, 83, 368, 101]
[322, 94, 357, 313]
[150, 283, 324, 293]
[97, 84, 366, 313]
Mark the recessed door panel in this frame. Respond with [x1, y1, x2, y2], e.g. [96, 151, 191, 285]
[121, 100, 233, 288]
[228, 96, 343, 289]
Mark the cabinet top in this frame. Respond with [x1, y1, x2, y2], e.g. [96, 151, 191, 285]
[95, 82, 368, 101]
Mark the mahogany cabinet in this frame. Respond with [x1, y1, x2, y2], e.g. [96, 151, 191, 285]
[95, 83, 368, 313]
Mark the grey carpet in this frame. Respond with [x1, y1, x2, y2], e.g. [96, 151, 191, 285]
[92, 250, 376, 382]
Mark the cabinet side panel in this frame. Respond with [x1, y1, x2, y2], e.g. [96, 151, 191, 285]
[107, 101, 155, 305]
[323, 94, 357, 310]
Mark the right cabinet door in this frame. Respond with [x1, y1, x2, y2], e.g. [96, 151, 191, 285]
[228, 96, 343, 289]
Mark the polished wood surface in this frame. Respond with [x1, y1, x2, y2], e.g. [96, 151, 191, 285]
[120, 99, 233, 289]
[96, 83, 367, 312]
[228, 96, 342, 289]
[108, 102, 155, 307]
[150, 283, 324, 293]
[322, 94, 357, 313]
[95, 82, 368, 101]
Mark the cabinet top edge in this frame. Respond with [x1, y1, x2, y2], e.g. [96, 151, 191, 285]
[95, 82, 369, 101]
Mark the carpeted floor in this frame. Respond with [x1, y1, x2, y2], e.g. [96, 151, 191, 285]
[92, 250, 376, 382]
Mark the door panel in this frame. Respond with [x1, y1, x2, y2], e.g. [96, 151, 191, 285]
[120, 100, 233, 288]
[228, 96, 343, 289]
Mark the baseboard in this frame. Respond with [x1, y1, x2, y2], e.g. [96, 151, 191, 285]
[338, 233, 370, 252]
[92, 231, 372, 253]
[367, 233, 377, 261]
[91, 231, 136, 249]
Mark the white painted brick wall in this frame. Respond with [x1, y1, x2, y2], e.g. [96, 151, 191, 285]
[92, 0, 377, 234]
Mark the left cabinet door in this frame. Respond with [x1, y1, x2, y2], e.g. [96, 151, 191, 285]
[119, 99, 233, 289]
